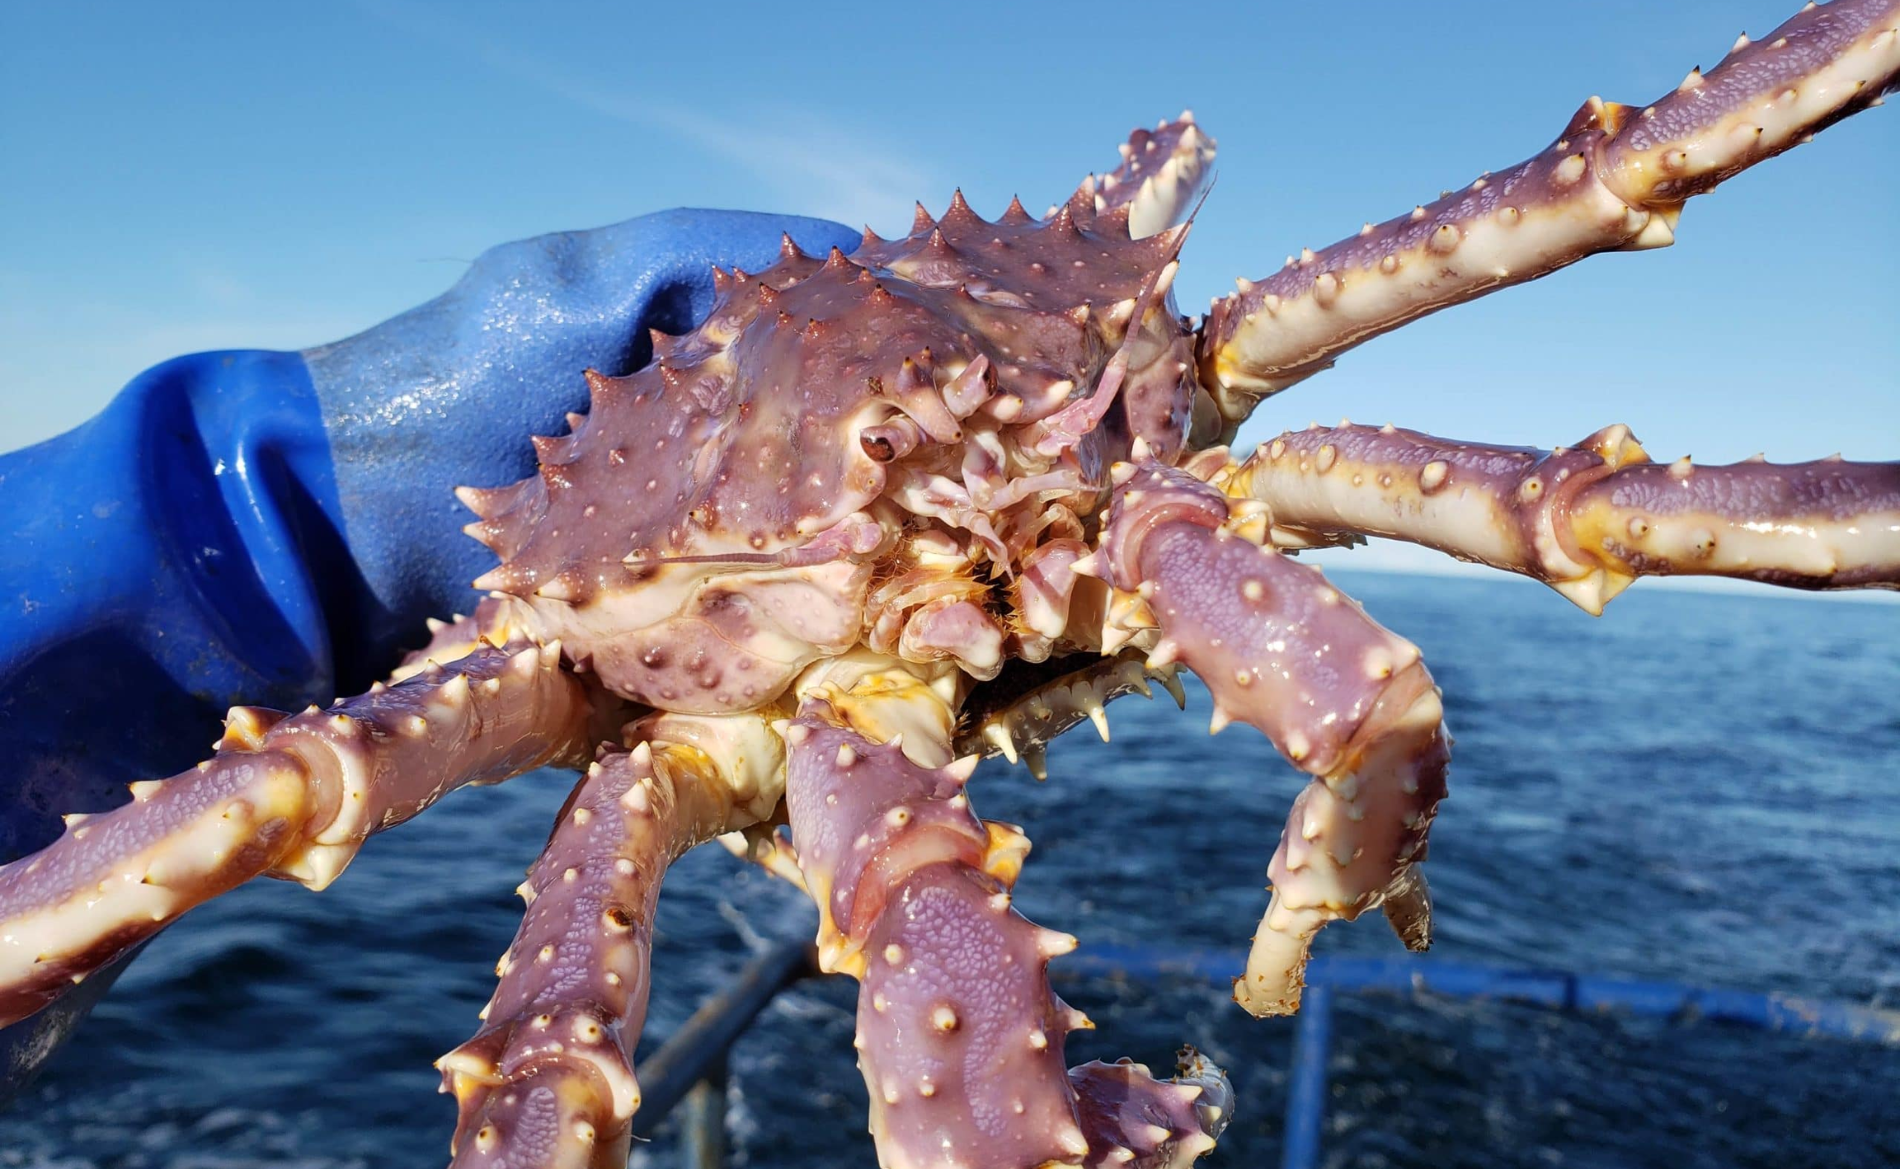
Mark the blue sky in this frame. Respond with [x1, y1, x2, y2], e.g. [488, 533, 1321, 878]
[2, 1, 1894, 583]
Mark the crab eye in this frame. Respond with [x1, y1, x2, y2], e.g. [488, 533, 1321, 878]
[859, 419, 920, 463]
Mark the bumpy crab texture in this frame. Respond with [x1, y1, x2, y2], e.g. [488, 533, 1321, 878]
[3, 2, 1898, 1165]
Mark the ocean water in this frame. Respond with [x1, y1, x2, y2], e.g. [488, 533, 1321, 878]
[1, 571, 1895, 1168]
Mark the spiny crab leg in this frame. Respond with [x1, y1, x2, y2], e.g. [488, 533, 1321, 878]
[1079, 462, 1450, 1017]
[1200, 0, 1900, 417]
[440, 711, 783, 1167]
[779, 656, 1227, 1168]
[0, 638, 596, 1025]
[954, 652, 1188, 782]
[1228, 423, 1900, 614]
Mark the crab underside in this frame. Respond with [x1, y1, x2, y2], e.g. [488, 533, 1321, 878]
[4, 3, 1898, 1166]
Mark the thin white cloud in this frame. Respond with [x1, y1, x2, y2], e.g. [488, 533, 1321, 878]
[355, 0, 933, 231]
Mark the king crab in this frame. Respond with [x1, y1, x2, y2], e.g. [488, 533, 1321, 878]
[3, 2, 1897, 1165]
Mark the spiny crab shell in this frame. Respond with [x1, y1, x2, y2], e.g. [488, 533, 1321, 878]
[459, 171, 1209, 715]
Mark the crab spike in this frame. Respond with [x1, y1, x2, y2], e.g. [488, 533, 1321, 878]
[454, 484, 513, 521]
[942, 187, 982, 228]
[1229, 422, 1900, 611]
[910, 201, 937, 235]
[1022, 743, 1049, 781]
[983, 721, 1022, 764]
[778, 232, 807, 262]
[533, 570, 584, 603]
[1000, 193, 1035, 225]
[580, 367, 616, 406]
[1200, 0, 1900, 421]
[719, 823, 807, 890]
[1047, 202, 1083, 240]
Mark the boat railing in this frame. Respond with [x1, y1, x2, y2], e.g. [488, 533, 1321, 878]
[630, 939, 1900, 1169]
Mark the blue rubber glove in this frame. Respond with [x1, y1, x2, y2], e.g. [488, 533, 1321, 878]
[0, 208, 860, 1095]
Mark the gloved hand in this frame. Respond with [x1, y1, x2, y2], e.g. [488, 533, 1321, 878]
[0, 207, 860, 1095]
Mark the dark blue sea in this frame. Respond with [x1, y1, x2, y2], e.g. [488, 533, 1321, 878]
[3, 572, 1896, 1168]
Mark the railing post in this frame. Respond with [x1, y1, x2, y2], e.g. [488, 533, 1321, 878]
[631, 941, 818, 1140]
[679, 1058, 728, 1169]
[1280, 980, 1334, 1169]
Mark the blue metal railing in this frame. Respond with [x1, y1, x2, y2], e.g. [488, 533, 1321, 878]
[632, 940, 1900, 1168]
[1059, 944, 1900, 1169]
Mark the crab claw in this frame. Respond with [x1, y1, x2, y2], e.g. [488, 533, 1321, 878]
[1084, 112, 1219, 239]
[1071, 1049, 1233, 1169]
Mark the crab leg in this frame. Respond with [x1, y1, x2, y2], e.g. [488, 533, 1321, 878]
[1200, 0, 1900, 416]
[1082, 462, 1450, 1018]
[0, 639, 596, 1026]
[781, 656, 1226, 1168]
[439, 711, 782, 1167]
[1229, 423, 1900, 613]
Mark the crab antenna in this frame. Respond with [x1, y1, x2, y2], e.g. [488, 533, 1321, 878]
[1199, 0, 1900, 427]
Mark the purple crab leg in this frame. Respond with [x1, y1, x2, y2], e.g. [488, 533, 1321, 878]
[1232, 423, 1900, 613]
[0, 639, 597, 1026]
[439, 714, 780, 1168]
[780, 672, 1228, 1167]
[782, 713, 1088, 1166]
[1082, 462, 1450, 1017]
[1199, 0, 1900, 417]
